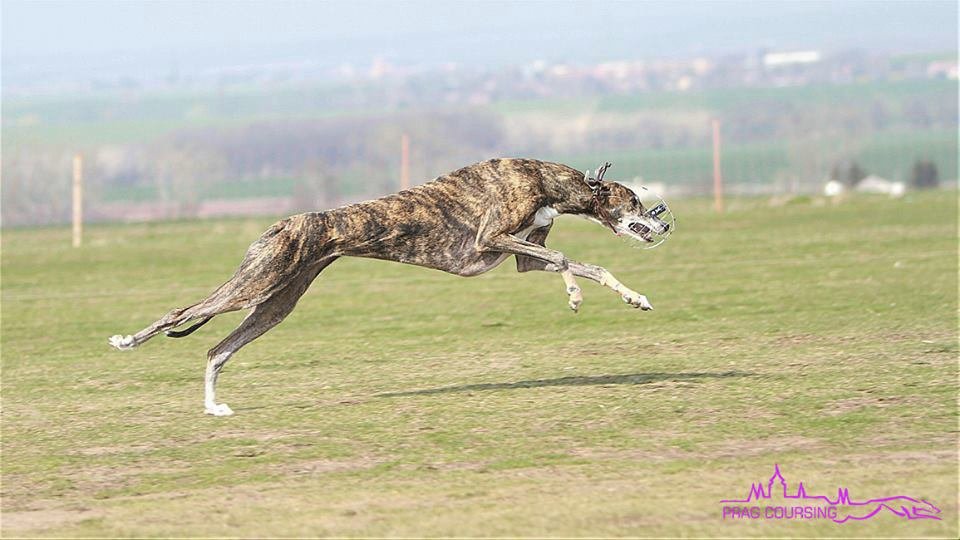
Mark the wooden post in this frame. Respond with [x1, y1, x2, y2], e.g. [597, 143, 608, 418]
[711, 119, 724, 214]
[72, 153, 83, 247]
[400, 133, 410, 191]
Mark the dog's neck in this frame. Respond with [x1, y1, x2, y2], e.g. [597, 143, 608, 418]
[543, 177, 589, 213]
[543, 175, 604, 218]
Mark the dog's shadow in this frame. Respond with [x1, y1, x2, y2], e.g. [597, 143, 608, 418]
[377, 370, 752, 397]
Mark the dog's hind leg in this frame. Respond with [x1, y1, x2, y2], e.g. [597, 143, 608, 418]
[108, 258, 274, 351]
[110, 214, 330, 351]
[203, 258, 333, 416]
[108, 291, 245, 350]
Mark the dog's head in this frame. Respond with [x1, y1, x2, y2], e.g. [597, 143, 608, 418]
[584, 163, 674, 248]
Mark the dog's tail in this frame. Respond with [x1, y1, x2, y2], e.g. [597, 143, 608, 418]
[164, 316, 212, 338]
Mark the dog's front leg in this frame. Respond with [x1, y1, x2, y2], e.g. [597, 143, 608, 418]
[539, 265, 584, 312]
[480, 234, 583, 308]
[480, 234, 568, 269]
[513, 225, 581, 311]
[567, 261, 652, 310]
[541, 262, 650, 310]
[560, 270, 583, 312]
[481, 234, 651, 311]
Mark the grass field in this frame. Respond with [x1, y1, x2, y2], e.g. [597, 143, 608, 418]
[2, 191, 957, 537]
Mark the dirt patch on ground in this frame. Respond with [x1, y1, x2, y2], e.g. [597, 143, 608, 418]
[822, 395, 913, 416]
[2, 507, 101, 534]
[74, 463, 191, 495]
[772, 333, 831, 346]
[855, 448, 957, 464]
[75, 443, 157, 456]
[274, 457, 385, 475]
[555, 339, 696, 359]
[4, 460, 193, 509]
[569, 446, 690, 462]
[772, 330, 956, 347]
[572, 435, 823, 463]
[403, 460, 489, 472]
[700, 436, 823, 459]
[486, 353, 523, 371]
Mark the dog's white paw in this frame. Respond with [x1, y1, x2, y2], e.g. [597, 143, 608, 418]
[204, 403, 234, 417]
[622, 293, 653, 311]
[567, 286, 583, 312]
[108, 334, 136, 350]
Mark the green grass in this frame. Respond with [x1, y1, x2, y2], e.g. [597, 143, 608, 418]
[597, 78, 958, 113]
[2, 192, 957, 537]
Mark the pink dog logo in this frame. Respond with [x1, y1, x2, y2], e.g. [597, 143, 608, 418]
[721, 464, 941, 523]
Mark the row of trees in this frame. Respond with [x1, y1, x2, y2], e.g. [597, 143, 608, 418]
[830, 159, 941, 189]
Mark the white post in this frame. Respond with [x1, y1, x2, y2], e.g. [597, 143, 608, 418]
[400, 133, 410, 191]
[72, 154, 83, 247]
[712, 119, 724, 214]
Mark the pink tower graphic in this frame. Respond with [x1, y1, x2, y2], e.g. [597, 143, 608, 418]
[721, 464, 941, 523]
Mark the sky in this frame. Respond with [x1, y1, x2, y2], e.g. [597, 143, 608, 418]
[2, 0, 957, 90]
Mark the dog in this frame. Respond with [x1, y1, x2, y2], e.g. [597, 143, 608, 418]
[109, 158, 672, 416]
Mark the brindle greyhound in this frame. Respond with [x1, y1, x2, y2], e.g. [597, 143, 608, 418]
[109, 158, 671, 416]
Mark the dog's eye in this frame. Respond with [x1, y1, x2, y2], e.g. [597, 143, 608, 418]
[631, 196, 640, 207]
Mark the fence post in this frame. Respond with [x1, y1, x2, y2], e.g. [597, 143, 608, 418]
[72, 153, 83, 247]
[400, 133, 410, 191]
[712, 119, 724, 213]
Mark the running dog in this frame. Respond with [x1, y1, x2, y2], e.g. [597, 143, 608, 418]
[109, 158, 672, 416]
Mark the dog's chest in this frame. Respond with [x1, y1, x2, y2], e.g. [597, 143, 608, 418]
[455, 206, 558, 276]
[518, 206, 559, 239]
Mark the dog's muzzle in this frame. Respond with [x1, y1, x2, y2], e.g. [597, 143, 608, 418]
[633, 187, 675, 249]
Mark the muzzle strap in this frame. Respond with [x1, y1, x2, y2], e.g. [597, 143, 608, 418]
[591, 191, 620, 234]
[647, 202, 668, 218]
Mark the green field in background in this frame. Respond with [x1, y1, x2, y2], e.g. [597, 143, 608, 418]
[561, 128, 959, 188]
[5, 78, 956, 148]
[596, 78, 958, 113]
[103, 176, 304, 203]
[2, 192, 956, 537]
[491, 79, 958, 115]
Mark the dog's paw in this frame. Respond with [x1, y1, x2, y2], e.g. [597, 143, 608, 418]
[567, 286, 583, 312]
[204, 403, 234, 417]
[622, 293, 653, 311]
[108, 334, 136, 350]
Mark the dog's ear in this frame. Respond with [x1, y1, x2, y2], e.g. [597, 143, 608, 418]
[584, 162, 613, 193]
[596, 162, 612, 181]
[583, 169, 603, 191]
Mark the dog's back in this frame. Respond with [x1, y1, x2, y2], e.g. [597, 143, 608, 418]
[318, 158, 580, 272]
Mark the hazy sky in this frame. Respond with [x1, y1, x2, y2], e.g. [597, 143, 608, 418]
[2, 0, 957, 88]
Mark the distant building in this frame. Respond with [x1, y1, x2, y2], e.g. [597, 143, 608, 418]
[927, 60, 958, 80]
[763, 50, 821, 68]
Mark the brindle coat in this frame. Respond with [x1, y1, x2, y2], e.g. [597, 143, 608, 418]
[109, 158, 664, 416]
